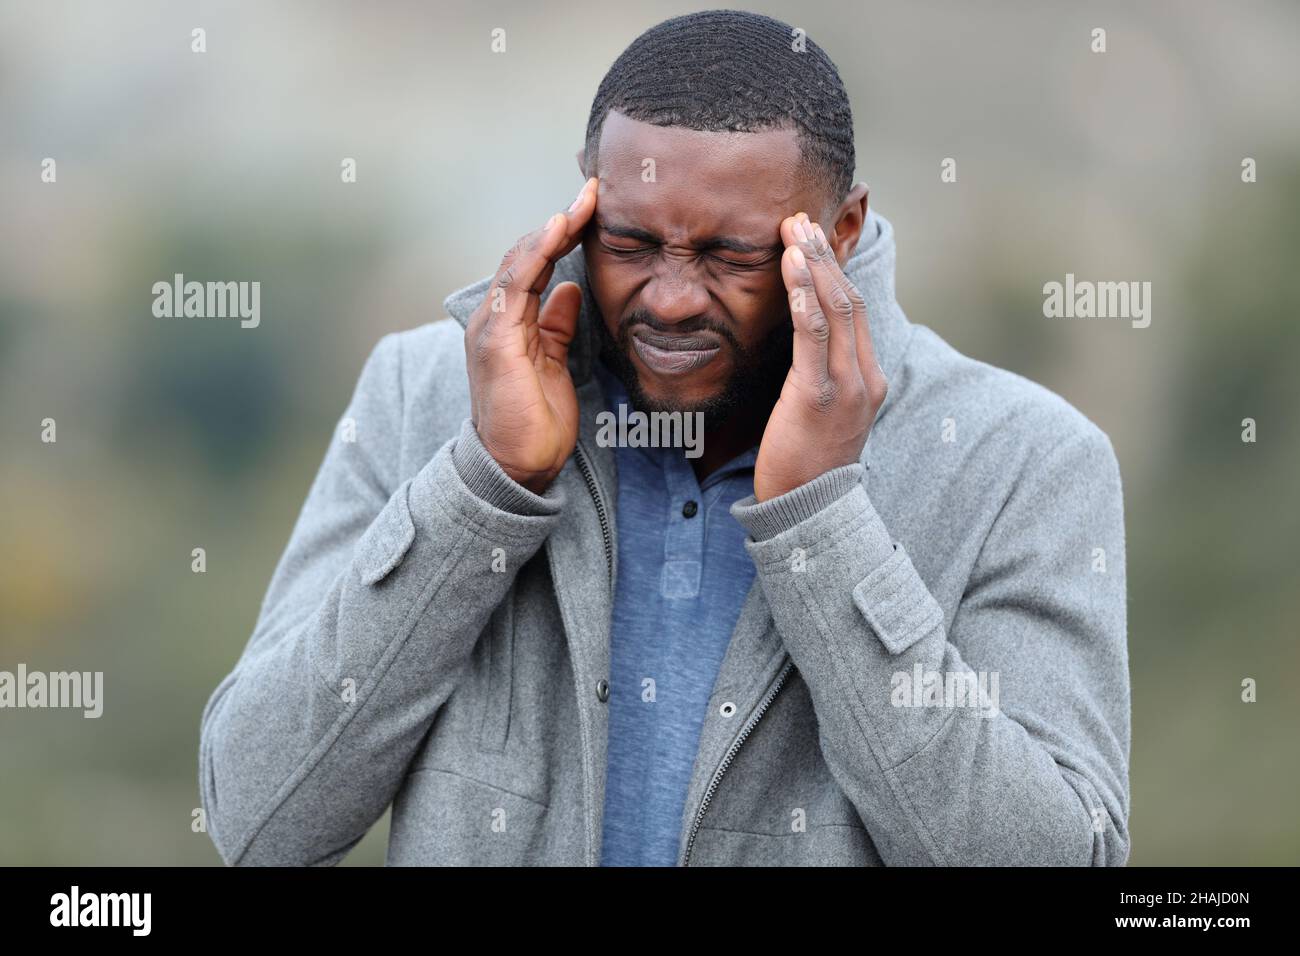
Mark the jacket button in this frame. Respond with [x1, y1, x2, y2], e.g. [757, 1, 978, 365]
[719, 701, 737, 717]
[596, 679, 610, 702]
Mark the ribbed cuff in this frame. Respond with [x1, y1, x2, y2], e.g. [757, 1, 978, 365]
[450, 418, 563, 517]
[731, 463, 864, 541]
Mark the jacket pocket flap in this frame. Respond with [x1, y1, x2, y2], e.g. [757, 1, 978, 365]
[851, 544, 944, 655]
[355, 482, 416, 586]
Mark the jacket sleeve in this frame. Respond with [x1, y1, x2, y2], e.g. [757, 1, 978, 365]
[730, 427, 1130, 866]
[198, 331, 566, 865]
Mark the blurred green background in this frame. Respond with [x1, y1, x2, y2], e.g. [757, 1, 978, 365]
[1, 0, 1297, 865]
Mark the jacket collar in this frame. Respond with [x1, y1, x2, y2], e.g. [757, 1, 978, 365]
[442, 206, 915, 391]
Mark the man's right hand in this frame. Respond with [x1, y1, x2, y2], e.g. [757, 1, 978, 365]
[464, 177, 598, 494]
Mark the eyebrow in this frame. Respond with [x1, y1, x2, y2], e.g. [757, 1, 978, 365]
[594, 215, 782, 256]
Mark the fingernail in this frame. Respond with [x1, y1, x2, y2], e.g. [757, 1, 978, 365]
[790, 246, 806, 269]
[793, 220, 809, 242]
[814, 224, 827, 244]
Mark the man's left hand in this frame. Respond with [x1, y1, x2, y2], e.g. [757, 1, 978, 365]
[753, 212, 888, 502]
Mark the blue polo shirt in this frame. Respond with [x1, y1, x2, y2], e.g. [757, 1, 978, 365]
[593, 361, 759, 867]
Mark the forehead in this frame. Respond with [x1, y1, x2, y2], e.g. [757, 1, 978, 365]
[593, 109, 810, 240]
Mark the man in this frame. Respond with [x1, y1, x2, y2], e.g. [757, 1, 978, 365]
[199, 10, 1130, 866]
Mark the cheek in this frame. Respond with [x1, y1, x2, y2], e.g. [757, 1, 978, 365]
[582, 248, 636, 323]
[718, 278, 788, 350]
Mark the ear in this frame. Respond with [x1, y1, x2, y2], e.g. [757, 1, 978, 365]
[576, 147, 587, 177]
[827, 183, 870, 266]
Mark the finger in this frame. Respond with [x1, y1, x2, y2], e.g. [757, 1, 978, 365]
[494, 214, 567, 317]
[853, 289, 885, 403]
[543, 176, 598, 280]
[521, 176, 600, 297]
[806, 217, 881, 390]
[468, 217, 556, 350]
[535, 281, 581, 366]
[475, 179, 598, 342]
[814, 219, 881, 392]
[515, 178, 597, 335]
[780, 241, 830, 389]
[521, 179, 596, 333]
[791, 216, 861, 386]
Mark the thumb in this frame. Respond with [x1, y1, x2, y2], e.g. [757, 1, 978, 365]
[537, 281, 582, 365]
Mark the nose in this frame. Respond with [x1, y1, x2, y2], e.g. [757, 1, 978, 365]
[637, 259, 712, 328]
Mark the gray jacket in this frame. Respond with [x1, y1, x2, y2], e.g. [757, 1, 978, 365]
[198, 209, 1131, 866]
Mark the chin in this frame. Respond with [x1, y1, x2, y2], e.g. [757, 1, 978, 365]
[628, 360, 731, 414]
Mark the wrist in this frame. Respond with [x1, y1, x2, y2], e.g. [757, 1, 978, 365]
[453, 419, 562, 514]
[482, 440, 561, 495]
[516, 470, 559, 495]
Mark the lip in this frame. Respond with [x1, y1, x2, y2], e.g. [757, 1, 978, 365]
[630, 329, 722, 375]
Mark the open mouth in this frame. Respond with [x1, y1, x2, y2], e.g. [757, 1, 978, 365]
[630, 328, 722, 375]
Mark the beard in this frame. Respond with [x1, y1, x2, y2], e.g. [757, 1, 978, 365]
[595, 306, 794, 433]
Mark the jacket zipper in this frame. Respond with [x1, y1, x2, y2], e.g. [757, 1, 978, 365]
[681, 657, 796, 866]
[572, 441, 613, 586]
[570, 439, 613, 867]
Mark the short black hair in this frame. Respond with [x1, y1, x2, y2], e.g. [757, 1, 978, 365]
[584, 9, 855, 205]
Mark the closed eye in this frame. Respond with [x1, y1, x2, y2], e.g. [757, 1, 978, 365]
[598, 228, 775, 270]
[708, 252, 775, 270]
[604, 245, 766, 269]
[599, 238, 655, 257]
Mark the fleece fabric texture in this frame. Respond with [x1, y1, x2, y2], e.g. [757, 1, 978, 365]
[198, 207, 1131, 866]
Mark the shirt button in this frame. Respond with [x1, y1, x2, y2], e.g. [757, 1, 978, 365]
[595, 679, 610, 702]
[682, 500, 699, 518]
